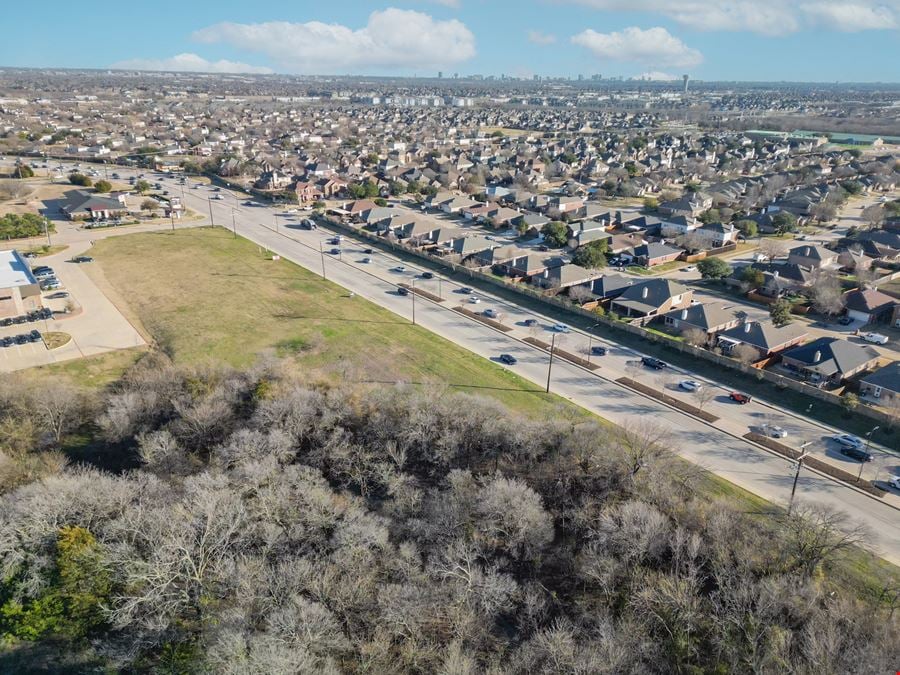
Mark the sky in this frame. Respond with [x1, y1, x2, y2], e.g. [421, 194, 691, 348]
[2, 0, 899, 82]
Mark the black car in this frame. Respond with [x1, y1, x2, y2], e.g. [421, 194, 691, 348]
[39, 307, 52, 319]
[28, 330, 42, 342]
[838, 316, 853, 325]
[591, 346, 608, 356]
[71, 256, 93, 263]
[0, 317, 11, 326]
[363, 248, 373, 254]
[839, 446, 873, 463]
[14, 334, 29, 345]
[0, 337, 12, 347]
[397, 287, 410, 296]
[499, 353, 518, 365]
[13, 315, 27, 324]
[421, 271, 434, 279]
[641, 356, 667, 369]
[459, 286, 473, 294]
[523, 318, 539, 327]
[330, 248, 341, 255]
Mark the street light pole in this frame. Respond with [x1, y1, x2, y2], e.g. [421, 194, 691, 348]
[231, 210, 237, 238]
[411, 279, 416, 325]
[860, 425, 880, 482]
[546, 333, 557, 393]
[207, 197, 215, 226]
[319, 241, 326, 279]
[788, 442, 812, 516]
[274, 212, 279, 234]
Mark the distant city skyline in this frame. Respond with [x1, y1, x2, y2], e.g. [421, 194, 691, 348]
[2, 1, 899, 83]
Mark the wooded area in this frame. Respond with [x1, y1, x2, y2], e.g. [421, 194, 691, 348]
[0, 354, 898, 672]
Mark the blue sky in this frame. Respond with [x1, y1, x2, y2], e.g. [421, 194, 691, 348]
[2, 0, 899, 82]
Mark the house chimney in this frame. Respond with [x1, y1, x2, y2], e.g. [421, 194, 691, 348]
[681, 309, 688, 320]
[642, 287, 649, 299]
[813, 350, 821, 363]
[744, 322, 752, 333]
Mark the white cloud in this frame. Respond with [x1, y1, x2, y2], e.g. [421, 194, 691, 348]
[801, 2, 897, 31]
[563, 0, 899, 35]
[192, 9, 476, 74]
[110, 53, 272, 74]
[528, 30, 557, 45]
[571, 26, 703, 67]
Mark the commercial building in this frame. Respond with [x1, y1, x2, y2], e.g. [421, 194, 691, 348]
[0, 250, 42, 318]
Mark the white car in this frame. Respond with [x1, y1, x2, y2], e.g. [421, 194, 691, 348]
[552, 323, 571, 333]
[768, 425, 788, 439]
[678, 380, 702, 392]
[484, 308, 499, 318]
[683, 265, 696, 272]
[861, 332, 888, 345]
[832, 433, 864, 449]
[469, 296, 481, 304]
[888, 476, 900, 490]
[393, 265, 406, 273]
[211, 194, 224, 200]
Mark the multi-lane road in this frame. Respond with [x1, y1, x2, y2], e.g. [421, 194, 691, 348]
[7, 160, 900, 563]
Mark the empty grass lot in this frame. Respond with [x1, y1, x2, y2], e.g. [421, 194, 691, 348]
[83, 226, 574, 417]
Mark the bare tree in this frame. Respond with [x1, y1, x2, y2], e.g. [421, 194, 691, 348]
[694, 387, 716, 411]
[681, 327, 708, 347]
[732, 343, 759, 365]
[860, 203, 885, 229]
[777, 503, 868, 577]
[568, 285, 595, 306]
[810, 271, 845, 317]
[756, 238, 787, 261]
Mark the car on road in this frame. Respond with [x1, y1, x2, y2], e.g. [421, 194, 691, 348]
[499, 353, 518, 365]
[363, 248, 373, 254]
[211, 194, 224, 200]
[839, 445, 873, 463]
[832, 433, 864, 450]
[421, 271, 434, 279]
[678, 380, 702, 391]
[767, 425, 788, 438]
[591, 345, 607, 356]
[729, 392, 752, 404]
[888, 476, 900, 491]
[328, 237, 341, 245]
[641, 356, 667, 370]
[243, 200, 260, 207]
[552, 323, 571, 333]
[861, 332, 888, 345]
[300, 219, 316, 229]
[71, 256, 93, 263]
[524, 318, 539, 327]
[397, 287, 410, 296]
[484, 308, 499, 319]
[393, 265, 406, 273]
[47, 291, 69, 299]
[469, 296, 481, 304]
[329, 248, 341, 255]
[458, 286, 473, 294]
[361, 257, 372, 264]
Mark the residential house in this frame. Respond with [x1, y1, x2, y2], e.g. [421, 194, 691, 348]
[661, 302, 742, 340]
[717, 321, 808, 359]
[445, 235, 497, 257]
[837, 247, 875, 273]
[610, 279, 692, 318]
[255, 168, 292, 191]
[633, 242, 682, 267]
[292, 180, 323, 205]
[693, 222, 738, 248]
[442, 196, 479, 214]
[842, 288, 897, 324]
[658, 192, 712, 217]
[780, 337, 880, 385]
[508, 253, 566, 279]
[533, 263, 600, 291]
[859, 361, 900, 404]
[581, 274, 637, 302]
[787, 244, 838, 269]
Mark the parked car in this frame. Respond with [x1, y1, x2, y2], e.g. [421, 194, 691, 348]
[678, 380, 702, 391]
[40, 279, 62, 290]
[839, 445, 873, 463]
[861, 332, 888, 345]
[524, 318, 539, 327]
[729, 392, 752, 404]
[0, 337, 12, 347]
[421, 271, 434, 279]
[484, 308, 499, 319]
[642, 357, 667, 370]
[71, 256, 93, 263]
[46, 292, 68, 300]
[838, 316, 853, 325]
[832, 434, 864, 450]
[590, 345, 607, 356]
[499, 353, 518, 365]
[768, 425, 788, 438]
[14, 334, 28, 345]
[28, 330, 42, 343]
[33, 269, 55, 279]
[552, 323, 571, 333]
[397, 287, 410, 296]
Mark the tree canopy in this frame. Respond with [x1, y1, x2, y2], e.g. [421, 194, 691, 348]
[696, 257, 733, 279]
[571, 240, 608, 269]
[540, 221, 569, 248]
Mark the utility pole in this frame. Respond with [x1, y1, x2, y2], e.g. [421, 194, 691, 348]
[170, 208, 175, 232]
[44, 217, 52, 247]
[207, 197, 215, 226]
[411, 279, 416, 325]
[788, 442, 812, 516]
[274, 212, 279, 234]
[231, 210, 237, 238]
[545, 333, 557, 393]
[319, 240, 326, 279]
